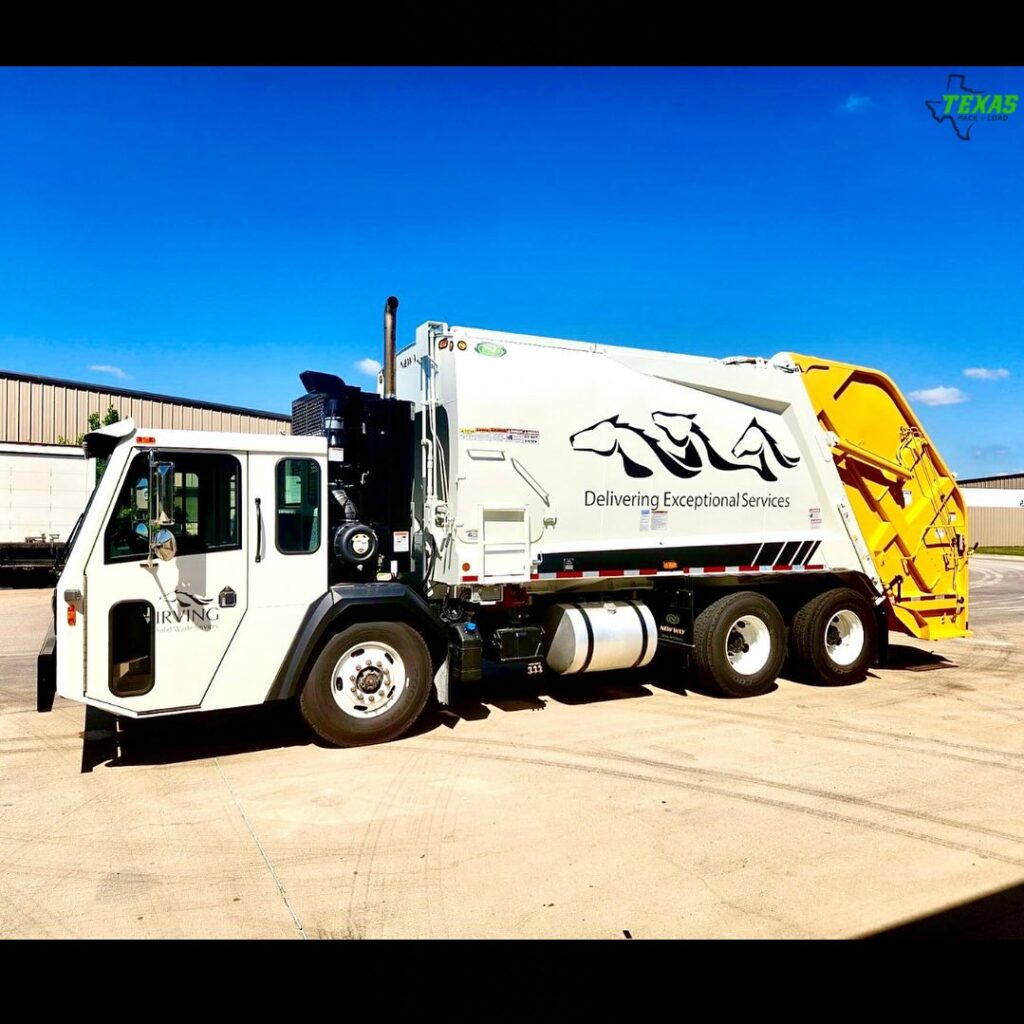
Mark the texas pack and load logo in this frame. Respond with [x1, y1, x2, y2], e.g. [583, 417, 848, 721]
[926, 74, 1018, 141]
[570, 411, 800, 482]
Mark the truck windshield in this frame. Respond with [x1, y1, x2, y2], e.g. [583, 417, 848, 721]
[56, 487, 98, 573]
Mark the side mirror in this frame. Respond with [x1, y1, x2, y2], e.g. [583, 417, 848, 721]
[152, 527, 177, 562]
[144, 458, 177, 563]
[151, 461, 176, 526]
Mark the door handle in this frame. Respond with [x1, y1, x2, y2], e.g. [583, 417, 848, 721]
[255, 497, 263, 563]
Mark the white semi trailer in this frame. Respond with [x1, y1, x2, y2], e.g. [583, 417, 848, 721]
[37, 299, 970, 747]
[1, 442, 95, 573]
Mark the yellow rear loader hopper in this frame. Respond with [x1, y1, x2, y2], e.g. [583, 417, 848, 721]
[792, 354, 970, 641]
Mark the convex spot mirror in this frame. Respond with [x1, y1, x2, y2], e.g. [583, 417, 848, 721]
[133, 522, 177, 561]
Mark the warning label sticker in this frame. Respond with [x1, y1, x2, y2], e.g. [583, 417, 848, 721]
[460, 427, 540, 444]
[640, 508, 668, 532]
[809, 507, 822, 530]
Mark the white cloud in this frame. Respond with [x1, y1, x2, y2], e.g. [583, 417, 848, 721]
[355, 357, 382, 377]
[89, 364, 129, 380]
[842, 94, 871, 112]
[908, 385, 968, 407]
[963, 367, 1010, 380]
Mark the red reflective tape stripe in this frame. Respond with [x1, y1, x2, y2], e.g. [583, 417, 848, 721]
[530, 573, 540, 580]
[598, 569, 624, 577]
[704, 566, 726, 573]
[461, 575, 479, 582]
[738, 565, 759, 572]
[555, 571, 583, 578]
[774, 564, 793, 571]
[638, 568, 657, 576]
[805, 564, 824, 570]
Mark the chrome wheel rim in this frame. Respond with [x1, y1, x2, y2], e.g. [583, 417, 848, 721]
[331, 641, 407, 719]
[725, 615, 772, 676]
[824, 609, 864, 667]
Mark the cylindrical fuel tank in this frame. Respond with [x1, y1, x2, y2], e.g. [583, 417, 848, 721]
[544, 601, 657, 675]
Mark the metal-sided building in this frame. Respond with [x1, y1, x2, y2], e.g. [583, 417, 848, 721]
[0, 369, 290, 571]
[1, 369, 290, 443]
[958, 473, 1024, 548]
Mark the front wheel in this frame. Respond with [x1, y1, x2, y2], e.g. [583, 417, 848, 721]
[690, 591, 786, 697]
[789, 587, 877, 686]
[299, 621, 433, 747]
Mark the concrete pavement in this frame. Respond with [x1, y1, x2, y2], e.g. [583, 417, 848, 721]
[2, 556, 1023, 938]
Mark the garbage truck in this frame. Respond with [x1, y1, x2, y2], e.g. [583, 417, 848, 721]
[37, 298, 969, 747]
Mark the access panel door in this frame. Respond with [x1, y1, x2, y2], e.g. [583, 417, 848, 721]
[83, 448, 249, 714]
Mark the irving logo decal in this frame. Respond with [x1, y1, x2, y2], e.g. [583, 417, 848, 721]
[569, 412, 800, 482]
[155, 589, 221, 629]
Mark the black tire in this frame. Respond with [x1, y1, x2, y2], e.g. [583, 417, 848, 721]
[691, 591, 785, 698]
[789, 587, 877, 686]
[299, 621, 433, 747]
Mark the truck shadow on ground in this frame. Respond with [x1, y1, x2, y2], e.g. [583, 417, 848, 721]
[884, 643, 957, 673]
[84, 643, 954, 770]
[84, 702, 313, 771]
[864, 877, 1024, 939]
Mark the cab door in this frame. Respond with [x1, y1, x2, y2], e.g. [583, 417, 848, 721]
[83, 447, 249, 714]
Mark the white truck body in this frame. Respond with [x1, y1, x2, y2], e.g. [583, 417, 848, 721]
[395, 323, 878, 594]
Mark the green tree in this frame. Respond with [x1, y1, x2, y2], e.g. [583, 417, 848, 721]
[57, 404, 120, 446]
[56, 404, 121, 480]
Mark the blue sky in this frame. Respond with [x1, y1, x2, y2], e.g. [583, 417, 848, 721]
[0, 66, 1020, 474]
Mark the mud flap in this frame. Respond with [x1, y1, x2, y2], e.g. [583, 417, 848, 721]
[36, 627, 56, 713]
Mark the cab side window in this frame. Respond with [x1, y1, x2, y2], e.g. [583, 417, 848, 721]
[105, 451, 242, 562]
[276, 458, 321, 554]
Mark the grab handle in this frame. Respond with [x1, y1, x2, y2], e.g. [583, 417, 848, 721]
[255, 497, 263, 563]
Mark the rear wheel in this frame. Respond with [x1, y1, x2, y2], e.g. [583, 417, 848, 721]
[691, 591, 786, 697]
[789, 587, 876, 686]
[299, 621, 433, 746]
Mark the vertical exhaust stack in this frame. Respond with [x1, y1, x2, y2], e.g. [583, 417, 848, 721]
[383, 295, 399, 399]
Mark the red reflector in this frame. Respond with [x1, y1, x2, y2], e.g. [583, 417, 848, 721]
[438, 339, 450, 350]
[67, 604, 76, 626]
[461, 575, 479, 583]
[137, 436, 156, 444]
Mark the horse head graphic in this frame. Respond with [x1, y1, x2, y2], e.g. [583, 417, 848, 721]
[651, 411, 695, 446]
[569, 416, 623, 456]
[571, 410, 801, 483]
[731, 418, 801, 479]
